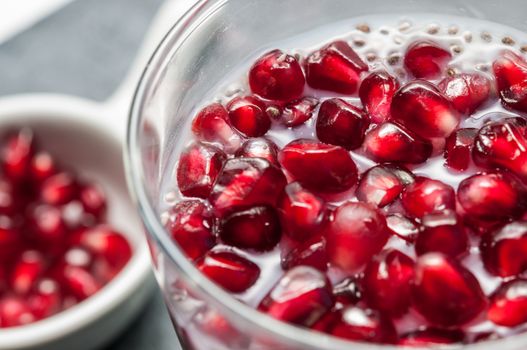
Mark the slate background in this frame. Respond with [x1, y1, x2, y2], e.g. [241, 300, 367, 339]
[0, 0, 182, 349]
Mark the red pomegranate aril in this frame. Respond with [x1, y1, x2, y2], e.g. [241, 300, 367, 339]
[280, 97, 319, 127]
[10, 250, 46, 295]
[2, 128, 35, 181]
[0, 179, 16, 215]
[40, 172, 78, 205]
[363, 122, 432, 164]
[279, 139, 358, 193]
[488, 279, 527, 327]
[166, 200, 215, 260]
[316, 98, 370, 150]
[493, 50, 527, 112]
[209, 157, 286, 216]
[30, 151, 56, 183]
[363, 249, 415, 317]
[235, 138, 279, 166]
[0, 217, 22, 263]
[226, 96, 271, 137]
[28, 278, 61, 320]
[415, 211, 469, 258]
[412, 253, 487, 326]
[177, 142, 226, 199]
[249, 50, 305, 101]
[391, 80, 460, 139]
[259, 266, 334, 326]
[313, 306, 397, 344]
[359, 71, 399, 123]
[219, 206, 281, 252]
[327, 202, 390, 273]
[72, 226, 132, 276]
[481, 221, 527, 277]
[444, 128, 478, 171]
[281, 237, 328, 272]
[197, 250, 260, 293]
[401, 177, 456, 219]
[473, 116, 527, 180]
[29, 204, 67, 248]
[386, 214, 420, 242]
[458, 172, 526, 222]
[278, 182, 326, 241]
[306, 40, 368, 94]
[399, 328, 465, 346]
[439, 73, 491, 115]
[404, 40, 452, 79]
[79, 183, 106, 219]
[333, 276, 363, 306]
[0, 296, 35, 327]
[356, 165, 405, 208]
[192, 103, 242, 152]
[59, 265, 100, 301]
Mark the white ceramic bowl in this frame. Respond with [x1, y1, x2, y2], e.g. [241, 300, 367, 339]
[0, 0, 196, 348]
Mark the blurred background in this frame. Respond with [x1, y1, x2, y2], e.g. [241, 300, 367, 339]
[0, 0, 181, 349]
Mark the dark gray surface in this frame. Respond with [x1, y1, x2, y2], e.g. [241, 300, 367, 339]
[0, 0, 180, 349]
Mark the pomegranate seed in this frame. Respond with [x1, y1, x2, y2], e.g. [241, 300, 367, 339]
[30, 151, 56, 183]
[219, 206, 281, 251]
[28, 278, 62, 320]
[10, 250, 46, 295]
[0, 296, 35, 327]
[0, 217, 22, 263]
[333, 276, 363, 306]
[473, 116, 527, 180]
[249, 50, 305, 101]
[363, 249, 415, 316]
[280, 97, 319, 127]
[209, 158, 286, 216]
[404, 40, 452, 79]
[197, 250, 260, 293]
[399, 328, 465, 346]
[415, 211, 469, 258]
[79, 183, 106, 219]
[444, 128, 478, 171]
[439, 73, 491, 114]
[166, 200, 215, 260]
[58, 265, 100, 301]
[493, 50, 527, 112]
[327, 202, 390, 273]
[191, 103, 242, 152]
[279, 139, 358, 193]
[312, 306, 397, 344]
[281, 237, 328, 271]
[481, 221, 527, 277]
[359, 71, 399, 123]
[226, 96, 271, 137]
[412, 253, 486, 326]
[306, 40, 368, 94]
[71, 226, 132, 278]
[235, 138, 279, 166]
[386, 214, 420, 243]
[458, 172, 526, 222]
[28, 204, 67, 249]
[278, 182, 326, 241]
[363, 122, 432, 164]
[401, 177, 455, 219]
[391, 80, 460, 139]
[488, 279, 527, 327]
[356, 165, 406, 208]
[258, 266, 333, 326]
[316, 98, 370, 150]
[1, 128, 35, 181]
[0, 179, 17, 215]
[40, 172, 78, 205]
[177, 142, 227, 199]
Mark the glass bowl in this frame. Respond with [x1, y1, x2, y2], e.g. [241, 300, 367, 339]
[126, 0, 527, 349]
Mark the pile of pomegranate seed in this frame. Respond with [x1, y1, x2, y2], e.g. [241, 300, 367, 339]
[168, 25, 527, 346]
[0, 128, 131, 328]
